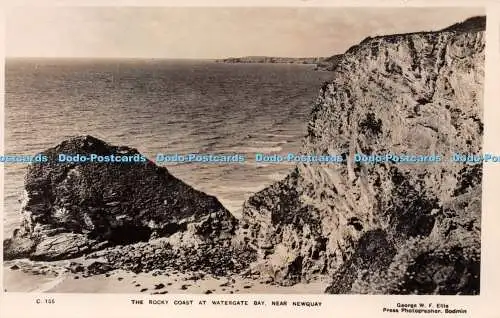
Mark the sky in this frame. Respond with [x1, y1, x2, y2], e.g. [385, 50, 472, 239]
[6, 7, 485, 58]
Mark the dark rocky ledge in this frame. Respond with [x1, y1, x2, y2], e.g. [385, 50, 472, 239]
[3, 135, 245, 274]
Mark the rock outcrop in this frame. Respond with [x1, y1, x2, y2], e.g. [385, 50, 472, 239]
[314, 54, 343, 71]
[241, 16, 484, 294]
[3, 135, 238, 267]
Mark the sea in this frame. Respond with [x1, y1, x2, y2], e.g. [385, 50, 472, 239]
[3, 58, 332, 237]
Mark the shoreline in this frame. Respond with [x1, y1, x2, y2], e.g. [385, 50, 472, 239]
[3, 259, 329, 294]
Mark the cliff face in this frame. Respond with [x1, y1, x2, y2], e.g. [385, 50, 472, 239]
[4, 136, 237, 264]
[242, 21, 484, 294]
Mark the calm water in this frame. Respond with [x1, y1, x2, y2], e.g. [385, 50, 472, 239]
[3, 58, 332, 236]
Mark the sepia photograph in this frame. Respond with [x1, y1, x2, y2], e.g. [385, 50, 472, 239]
[2, 5, 486, 299]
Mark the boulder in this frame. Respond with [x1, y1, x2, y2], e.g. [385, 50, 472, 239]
[4, 135, 237, 261]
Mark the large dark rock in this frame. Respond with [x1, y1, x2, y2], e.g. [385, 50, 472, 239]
[4, 135, 237, 261]
[241, 17, 484, 294]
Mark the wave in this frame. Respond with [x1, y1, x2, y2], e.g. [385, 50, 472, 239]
[244, 133, 298, 139]
[4, 62, 331, 238]
[218, 146, 283, 153]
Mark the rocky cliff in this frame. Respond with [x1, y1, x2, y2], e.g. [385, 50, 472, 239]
[3, 136, 238, 272]
[241, 17, 484, 294]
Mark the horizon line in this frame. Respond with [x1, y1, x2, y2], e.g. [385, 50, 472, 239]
[6, 56, 217, 60]
[5, 55, 333, 60]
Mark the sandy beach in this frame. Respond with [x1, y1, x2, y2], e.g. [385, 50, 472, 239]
[3, 259, 329, 294]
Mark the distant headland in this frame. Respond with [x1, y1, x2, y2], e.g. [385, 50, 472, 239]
[215, 55, 343, 71]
